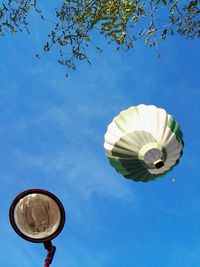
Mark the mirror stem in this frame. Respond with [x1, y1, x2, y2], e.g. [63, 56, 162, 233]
[43, 241, 56, 267]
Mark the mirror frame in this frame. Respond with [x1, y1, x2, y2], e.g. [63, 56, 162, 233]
[9, 189, 66, 243]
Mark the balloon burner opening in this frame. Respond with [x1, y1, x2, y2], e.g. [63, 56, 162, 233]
[143, 148, 164, 168]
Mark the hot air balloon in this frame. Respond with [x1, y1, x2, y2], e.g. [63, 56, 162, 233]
[104, 104, 184, 182]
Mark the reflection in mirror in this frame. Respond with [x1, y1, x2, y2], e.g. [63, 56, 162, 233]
[14, 193, 61, 239]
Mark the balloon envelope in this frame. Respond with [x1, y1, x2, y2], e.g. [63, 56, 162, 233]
[104, 104, 184, 182]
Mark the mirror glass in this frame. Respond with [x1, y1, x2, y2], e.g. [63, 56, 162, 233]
[14, 193, 61, 239]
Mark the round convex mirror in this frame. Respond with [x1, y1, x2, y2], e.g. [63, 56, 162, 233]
[9, 189, 65, 243]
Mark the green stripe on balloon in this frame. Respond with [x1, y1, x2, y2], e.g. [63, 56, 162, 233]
[167, 116, 183, 142]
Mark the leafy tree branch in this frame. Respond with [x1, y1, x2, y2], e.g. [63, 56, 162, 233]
[1, 0, 199, 76]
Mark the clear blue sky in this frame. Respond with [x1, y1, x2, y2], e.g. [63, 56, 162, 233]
[0, 4, 200, 267]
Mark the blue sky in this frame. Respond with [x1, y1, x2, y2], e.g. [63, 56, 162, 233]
[0, 4, 200, 267]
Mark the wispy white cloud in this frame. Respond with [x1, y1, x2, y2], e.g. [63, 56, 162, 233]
[13, 147, 136, 203]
